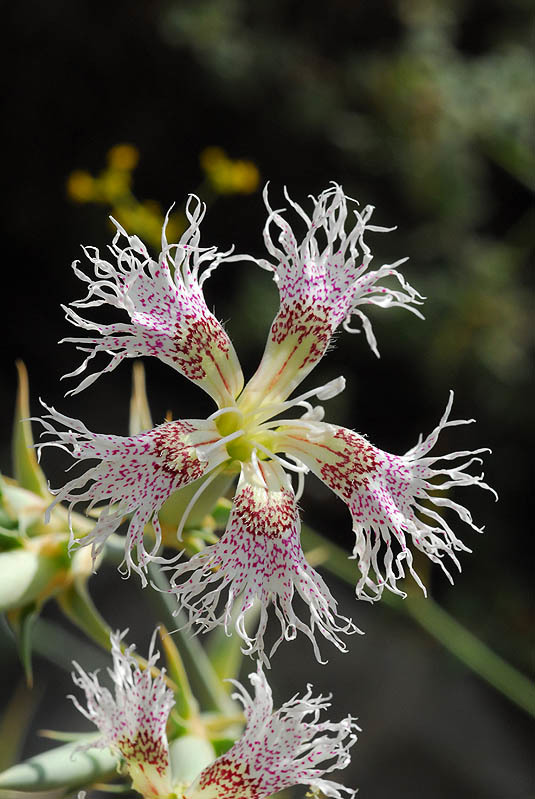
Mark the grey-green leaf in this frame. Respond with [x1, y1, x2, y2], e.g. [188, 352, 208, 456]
[0, 737, 118, 790]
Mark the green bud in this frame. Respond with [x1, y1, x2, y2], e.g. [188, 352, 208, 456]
[0, 543, 68, 613]
[169, 735, 215, 786]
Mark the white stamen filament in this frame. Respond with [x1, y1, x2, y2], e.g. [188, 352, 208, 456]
[196, 429, 245, 461]
[251, 441, 310, 473]
[175, 465, 226, 542]
[250, 448, 268, 488]
[261, 417, 326, 432]
[250, 376, 346, 425]
[208, 406, 244, 423]
[284, 454, 307, 500]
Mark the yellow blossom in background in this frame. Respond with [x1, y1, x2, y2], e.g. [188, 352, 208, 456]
[67, 170, 95, 203]
[66, 143, 184, 249]
[114, 201, 186, 249]
[200, 146, 260, 194]
[66, 143, 260, 249]
[107, 143, 140, 171]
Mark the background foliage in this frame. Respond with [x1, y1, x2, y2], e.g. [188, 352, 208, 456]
[2, 1, 532, 797]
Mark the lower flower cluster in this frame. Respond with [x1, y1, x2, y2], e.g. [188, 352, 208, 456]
[71, 631, 359, 799]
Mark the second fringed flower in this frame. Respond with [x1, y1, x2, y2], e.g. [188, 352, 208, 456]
[70, 630, 358, 798]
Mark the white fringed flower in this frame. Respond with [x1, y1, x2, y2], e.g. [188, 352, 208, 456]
[186, 663, 358, 799]
[239, 183, 423, 411]
[276, 391, 497, 600]
[70, 629, 175, 799]
[37, 405, 235, 585]
[40, 183, 494, 662]
[170, 459, 358, 665]
[62, 196, 243, 407]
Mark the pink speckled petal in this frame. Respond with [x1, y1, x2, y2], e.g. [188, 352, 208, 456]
[70, 629, 174, 799]
[37, 404, 230, 584]
[186, 663, 358, 798]
[169, 460, 358, 665]
[61, 196, 243, 408]
[277, 391, 495, 600]
[239, 184, 423, 411]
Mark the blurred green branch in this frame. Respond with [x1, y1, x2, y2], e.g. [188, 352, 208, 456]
[301, 525, 535, 718]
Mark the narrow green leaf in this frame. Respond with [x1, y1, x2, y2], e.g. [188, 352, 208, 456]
[12, 361, 50, 500]
[0, 680, 39, 771]
[56, 580, 112, 652]
[169, 735, 215, 785]
[0, 478, 49, 537]
[0, 526, 23, 550]
[129, 362, 153, 436]
[7, 603, 39, 686]
[158, 626, 199, 723]
[205, 602, 260, 686]
[0, 736, 117, 790]
[38, 730, 96, 743]
[403, 594, 535, 718]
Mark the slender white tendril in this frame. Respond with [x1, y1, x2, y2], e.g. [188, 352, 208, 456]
[208, 406, 244, 423]
[252, 441, 309, 473]
[284, 454, 307, 500]
[175, 464, 227, 542]
[196, 429, 244, 460]
[250, 377, 345, 425]
[251, 448, 268, 488]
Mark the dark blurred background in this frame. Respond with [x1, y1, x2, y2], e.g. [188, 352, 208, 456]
[2, 1, 533, 797]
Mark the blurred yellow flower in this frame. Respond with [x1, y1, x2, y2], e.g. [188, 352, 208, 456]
[113, 200, 165, 245]
[66, 143, 253, 250]
[200, 146, 260, 194]
[66, 170, 95, 203]
[107, 143, 140, 171]
[97, 168, 132, 202]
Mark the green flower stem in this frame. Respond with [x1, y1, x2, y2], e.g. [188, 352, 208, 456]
[12, 360, 50, 500]
[147, 563, 238, 715]
[205, 601, 259, 686]
[158, 625, 200, 724]
[301, 525, 535, 718]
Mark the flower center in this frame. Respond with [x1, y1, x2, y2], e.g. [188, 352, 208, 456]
[215, 408, 276, 463]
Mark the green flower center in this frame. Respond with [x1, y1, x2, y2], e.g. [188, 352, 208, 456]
[215, 408, 276, 463]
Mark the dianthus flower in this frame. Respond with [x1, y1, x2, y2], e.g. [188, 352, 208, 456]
[71, 631, 358, 799]
[40, 184, 494, 662]
[70, 629, 175, 799]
